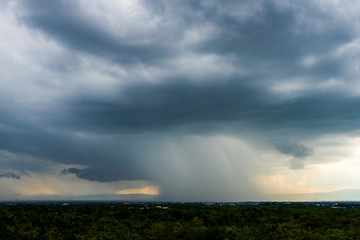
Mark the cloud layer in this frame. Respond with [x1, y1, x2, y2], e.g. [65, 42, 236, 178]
[1, 0, 360, 200]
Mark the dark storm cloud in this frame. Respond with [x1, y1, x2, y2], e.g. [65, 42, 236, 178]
[198, 2, 351, 58]
[0, 123, 151, 181]
[17, 0, 355, 84]
[276, 142, 313, 159]
[0, 171, 21, 180]
[18, 0, 172, 65]
[142, 0, 352, 77]
[276, 142, 313, 170]
[61, 168, 82, 176]
[61, 167, 141, 182]
[19, 0, 353, 73]
[68, 79, 360, 136]
[2, 0, 360, 188]
[68, 78, 267, 132]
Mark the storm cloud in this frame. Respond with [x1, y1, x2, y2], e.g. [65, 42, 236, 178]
[1, 0, 360, 200]
[276, 143, 313, 159]
[0, 171, 20, 180]
[276, 142, 313, 169]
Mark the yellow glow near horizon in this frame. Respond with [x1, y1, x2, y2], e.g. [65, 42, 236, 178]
[116, 186, 160, 195]
[253, 134, 360, 196]
[20, 188, 57, 196]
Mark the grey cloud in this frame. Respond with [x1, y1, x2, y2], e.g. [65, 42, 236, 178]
[67, 78, 266, 132]
[277, 142, 313, 169]
[143, 1, 353, 58]
[18, 0, 353, 75]
[61, 165, 147, 182]
[61, 167, 81, 176]
[61, 167, 113, 182]
[0, 149, 53, 176]
[198, 1, 351, 85]
[0, 127, 151, 181]
[0, 171, 21, 180]
[16, 0, 356, 87]
[276, 142, 313, 159]
[67, 79, 360, 136]
[218, 4, 348, 56]
[18, 0, 173, 65]
[145, 0, 352, 86]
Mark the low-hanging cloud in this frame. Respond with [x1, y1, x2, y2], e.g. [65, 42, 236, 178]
[276, 142, 313, 170]
[276, 143, 313, 159]
[0, 171, 21, 180]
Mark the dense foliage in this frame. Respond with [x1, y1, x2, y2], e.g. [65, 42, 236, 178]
[0, 203, 359, 239]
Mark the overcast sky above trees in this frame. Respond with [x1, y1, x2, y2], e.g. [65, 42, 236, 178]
[1, 0, 360, 201]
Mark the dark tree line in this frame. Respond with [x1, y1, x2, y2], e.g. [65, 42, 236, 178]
[0, 203, 359, 239]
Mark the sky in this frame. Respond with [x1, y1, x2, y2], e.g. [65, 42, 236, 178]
[1, 0, 360, 201]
